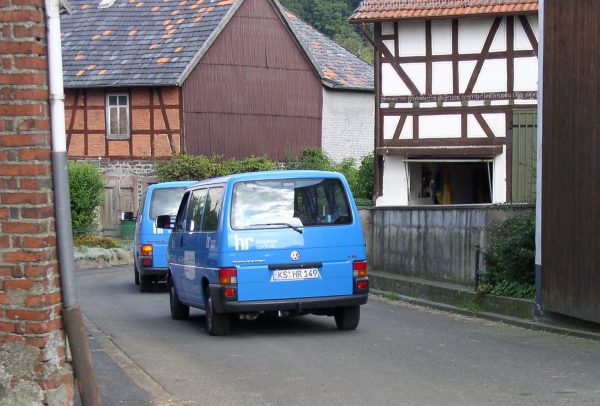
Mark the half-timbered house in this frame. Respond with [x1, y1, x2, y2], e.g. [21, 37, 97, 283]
[60, 0, 373, 232]
[350, 0, 538, 205]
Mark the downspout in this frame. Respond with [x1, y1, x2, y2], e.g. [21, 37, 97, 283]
[534, 0, 544, 314]
[45, 0, 102, 404]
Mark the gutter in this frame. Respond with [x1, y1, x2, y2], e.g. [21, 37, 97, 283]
[45, 0, 101, 404]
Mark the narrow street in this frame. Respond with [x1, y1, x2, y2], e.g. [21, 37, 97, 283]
[78, 266, 600, 406]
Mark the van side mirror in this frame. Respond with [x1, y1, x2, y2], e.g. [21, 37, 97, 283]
[121, 211, 135, 221]
[156, 215, 173, 229]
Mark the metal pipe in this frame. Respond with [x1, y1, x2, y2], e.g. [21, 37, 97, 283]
[45, 0, 101, 403]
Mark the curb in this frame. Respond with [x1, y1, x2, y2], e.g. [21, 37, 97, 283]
[372, 289, 600, 341]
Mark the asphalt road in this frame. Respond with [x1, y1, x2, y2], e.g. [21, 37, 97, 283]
[76, 266, 600, 406]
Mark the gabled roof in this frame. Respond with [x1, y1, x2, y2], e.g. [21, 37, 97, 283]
[350, 0, 538, 22]
[61, 0, 373, 91]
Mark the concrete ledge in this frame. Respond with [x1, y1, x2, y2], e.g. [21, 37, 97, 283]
[370, 270, 535, 320]
[75, 250, 133, 270]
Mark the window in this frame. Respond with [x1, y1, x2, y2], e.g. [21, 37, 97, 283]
[202, 187, 224, 232]
[231, 178, 352, 230]
[185, 189, 207, 232]
[106, 93, 130, 138]
[148, 187, 188, 220]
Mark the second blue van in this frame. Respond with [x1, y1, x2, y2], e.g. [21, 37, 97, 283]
[157, 170, 369, 335]
[134, 181, 196, 292]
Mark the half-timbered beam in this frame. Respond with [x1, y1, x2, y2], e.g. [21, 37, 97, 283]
[519, 15, 538, 56]
[465, 17, 502, 95]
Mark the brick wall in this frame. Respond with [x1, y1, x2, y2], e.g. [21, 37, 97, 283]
[65, 86, 181, 159]
[0, 2, 74, 405]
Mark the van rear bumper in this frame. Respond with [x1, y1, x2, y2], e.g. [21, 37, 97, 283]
[209, 285, 368, 314]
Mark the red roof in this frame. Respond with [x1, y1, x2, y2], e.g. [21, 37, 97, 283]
[350, 0, 538, 22]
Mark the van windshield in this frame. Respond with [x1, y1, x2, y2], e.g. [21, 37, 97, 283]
[149, 187, 187, 220]
[231, 178, 352, 230]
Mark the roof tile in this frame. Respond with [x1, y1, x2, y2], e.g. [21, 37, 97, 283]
[61, 0, 373, 90]
[350, 0, 538, 21]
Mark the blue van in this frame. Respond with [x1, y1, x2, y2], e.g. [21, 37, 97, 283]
[157, 170, 369, 335]
[134, 181, 196, 292]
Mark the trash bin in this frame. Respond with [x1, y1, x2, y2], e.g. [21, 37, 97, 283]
[120, 219, 136, 240]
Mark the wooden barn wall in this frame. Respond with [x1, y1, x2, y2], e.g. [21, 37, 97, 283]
[65, 86, 181, 159]
[541, 1, 600, 323]
[182, 0, 322, 161]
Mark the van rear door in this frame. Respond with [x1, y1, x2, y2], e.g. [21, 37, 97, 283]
[226, 177, 365, 302]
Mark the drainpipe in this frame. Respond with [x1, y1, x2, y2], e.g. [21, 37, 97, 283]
[45, 0, 102, 404]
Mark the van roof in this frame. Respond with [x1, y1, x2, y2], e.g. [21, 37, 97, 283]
[186, 170, 346, 187]
[146, 181, 198, 191]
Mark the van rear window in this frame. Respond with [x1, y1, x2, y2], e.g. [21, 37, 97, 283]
[231, 178, 352, 230]
[149, 187, 187, 220]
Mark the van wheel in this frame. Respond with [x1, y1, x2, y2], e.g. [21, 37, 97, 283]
[334, 306, 360, 330]
[140, 275, 152, 293]
[206, 294, 230, 336]
[169, 281, 189, 320]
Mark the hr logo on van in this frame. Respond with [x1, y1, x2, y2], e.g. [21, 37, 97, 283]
[290, 251, 300, 261]
[234, 235, 254, 251]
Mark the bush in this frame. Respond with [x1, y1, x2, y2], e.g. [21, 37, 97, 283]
[68, 162, 104, 234]
[73, 235, 118, 249]
[156, 154, 275, 181]
[483, 213, 535, 298]
[355, 153, 375, 203]
[284, 148, 334, 171]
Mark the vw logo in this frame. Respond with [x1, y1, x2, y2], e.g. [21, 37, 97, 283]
[290, 251, 300, 261]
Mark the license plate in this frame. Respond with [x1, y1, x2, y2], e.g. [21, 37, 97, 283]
[272, 268, 320, 281]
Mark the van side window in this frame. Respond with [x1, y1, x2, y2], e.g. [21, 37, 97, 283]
[174, 192, 190, 232]
[137, 191, 147, 223]
[185, 189, 207, 232]
[203, 187, 224, 232]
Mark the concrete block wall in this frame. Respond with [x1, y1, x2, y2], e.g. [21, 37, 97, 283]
[0, 2, 74, 404]
[360, 205, 534, 287]
[321, 88, 374, 164]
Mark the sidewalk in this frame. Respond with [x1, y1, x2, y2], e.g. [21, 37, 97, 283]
[74, 314, 176, 406]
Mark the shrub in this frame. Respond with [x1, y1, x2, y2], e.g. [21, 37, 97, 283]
[483, 213, 536, 298]
[68, 162, 104, 234]
[284, 148, 334, 171]
[156, 154, 275, 181]
[355, 153, 375, 202]
[73, 235, 118, 249]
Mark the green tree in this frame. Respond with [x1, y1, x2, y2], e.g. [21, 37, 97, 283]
[68, 162, 104, 234]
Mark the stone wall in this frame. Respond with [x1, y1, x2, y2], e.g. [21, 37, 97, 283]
[0, 2, 74, 404]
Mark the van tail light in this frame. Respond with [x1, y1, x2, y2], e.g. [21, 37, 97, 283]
[357, 280, 369, 290]
[219, 268, 237, 284]
[352, 260, 367, 278]
[141, 244, 153, 256]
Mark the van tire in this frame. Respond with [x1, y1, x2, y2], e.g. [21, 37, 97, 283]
[140, 275, 152, 293]
[334, 306, 360, 330]
[206, 294, 230, 336]
[169, 281, 189, 320]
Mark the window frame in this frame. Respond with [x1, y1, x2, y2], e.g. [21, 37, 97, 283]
[105, 92, 130, 140]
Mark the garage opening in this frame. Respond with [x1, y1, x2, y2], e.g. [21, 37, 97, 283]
[406, 159, 493, 205]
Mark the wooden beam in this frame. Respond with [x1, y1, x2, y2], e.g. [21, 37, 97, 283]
[465, 17, 502, 95]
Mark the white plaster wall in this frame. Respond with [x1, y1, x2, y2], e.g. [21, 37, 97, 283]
[432, 20, 452, 55]
[398, 21, 425, 56]
[420, 115, 461, 138]
[321, 88, 374, 163]
[376, 156, 409, 206]
[493, 146, 507, 203]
